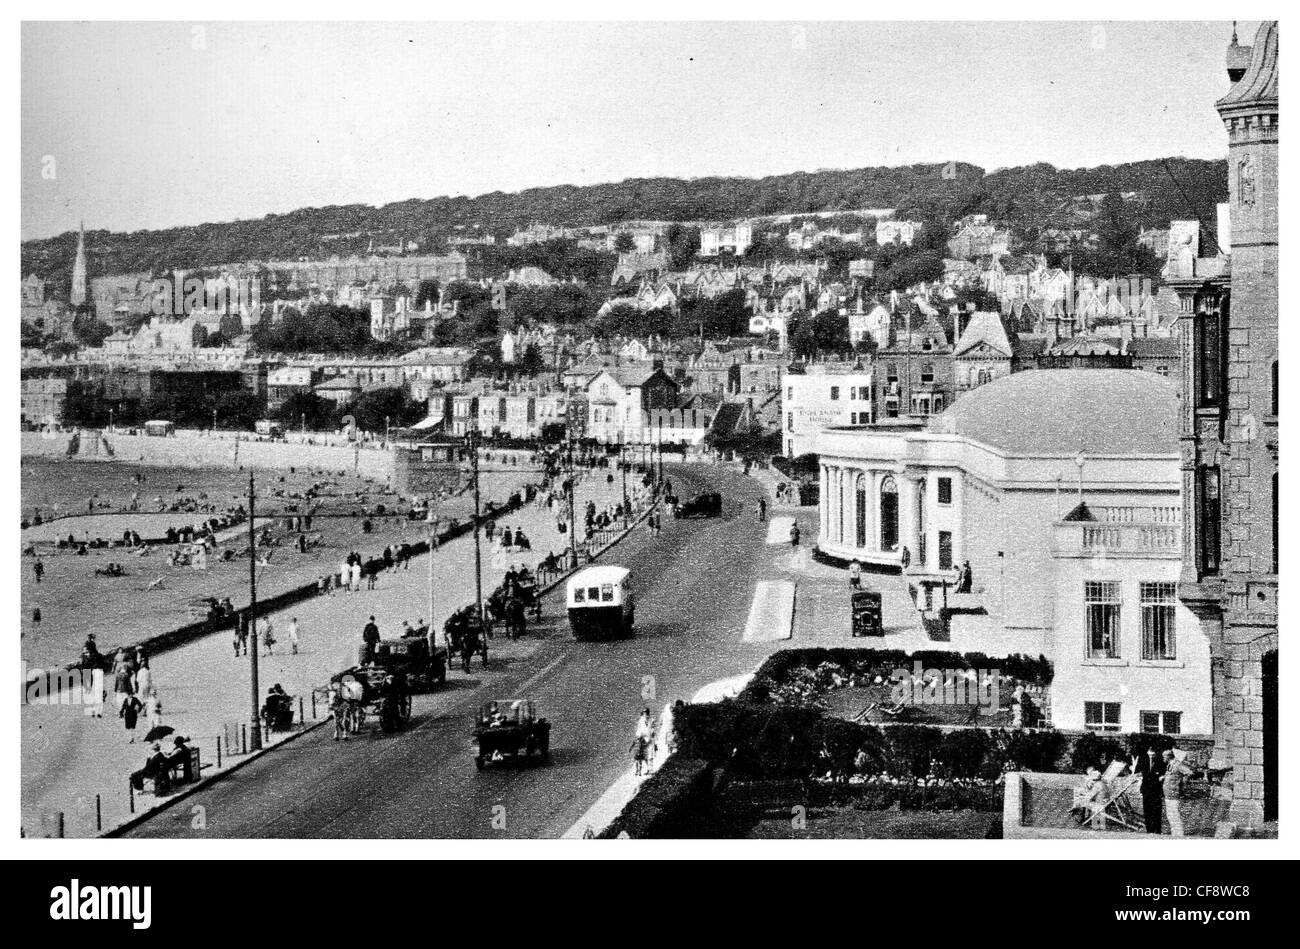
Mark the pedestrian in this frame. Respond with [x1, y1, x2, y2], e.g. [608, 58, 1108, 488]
[112, 654, 135, 714]
[288, 616, 300, 655]
[383, 545, 394, 570]
[1135, 744, 1167, 834]
[1162, 749, 1194, 837]
[366, 565, 376, 590]
[144, 690, 162, 731]
[339, 558, 350, 590]
[350, 560, 363, 593]
[757, 497, 767, 522]
[790, 523, 801, 548]
[33, 558, 44, 584]
[849, 559, 862, 589]
[134, 657, 152, 703]
[901, 545, 912, 568]
[261, 617, 276, 656]
[362, 616, 380, 665]
[121, 693, 142, 743]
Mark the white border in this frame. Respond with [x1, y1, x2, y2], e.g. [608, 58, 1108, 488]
[5, 0, 1295, 862]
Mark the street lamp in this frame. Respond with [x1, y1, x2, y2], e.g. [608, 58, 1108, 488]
[434, 496, 444, 637]
[1074, 450, 1086, 504]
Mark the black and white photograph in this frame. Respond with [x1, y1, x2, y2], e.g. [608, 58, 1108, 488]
[7, 4, 1291, 892]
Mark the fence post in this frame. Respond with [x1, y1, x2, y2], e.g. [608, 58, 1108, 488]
[299, 696, 305, 724]
[95, 794, 102, 832]
[128, 782, 135, 814]
[241, 723, 247, 755]
[311, 691, 317, 720]
[216, 735, 222, 768]
[57, 812, 65, 838]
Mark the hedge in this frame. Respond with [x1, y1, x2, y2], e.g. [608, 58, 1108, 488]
[598, 757, 715, 839]
[739, 647, 1054, 706]
[672, 700, 1208, 784]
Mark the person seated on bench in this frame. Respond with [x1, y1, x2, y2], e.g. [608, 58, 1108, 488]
[166, 736, 195, 783]
[130, 742, 170, 792]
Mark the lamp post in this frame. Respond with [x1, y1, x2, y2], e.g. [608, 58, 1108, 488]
[434, 496, 444, 637]
[470, 426, 485, 627]
[1074, 450, 1086, 505]
[247, 471, 262, 751]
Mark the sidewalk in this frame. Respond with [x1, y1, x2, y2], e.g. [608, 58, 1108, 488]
[21, 467, 636, 837]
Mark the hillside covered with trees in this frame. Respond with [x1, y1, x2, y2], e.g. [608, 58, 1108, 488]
[22, 157, 1226, 290]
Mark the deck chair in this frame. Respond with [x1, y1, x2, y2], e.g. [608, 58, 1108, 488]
[1069, 760, 1144, 831]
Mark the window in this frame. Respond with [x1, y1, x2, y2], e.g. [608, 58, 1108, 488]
[1196, 304, 1225, 408]
[886, 364, 898, 385]
[1085, 581, 1121, 659]
[587, 586, 600, 601]
[1084, 701, 1122, 733]
[879, 476, 899, 552]
[855, 475, 867, 548]
[1140, 582, 1177, 660]
[1155, 365, 1169, 377]
[938, 531, 953, 570]
[1197, 465, 1221, 576]
[938, 477, 953, 506]
[830, 386, 840, 401]
[1140, 710, 1182, 735]
[787, 412, 794, 433]
[921, 364, 934, 384]
[573, 587, 585, 603]
[787, 386, 793, 400]
[601, 584, 614, 603]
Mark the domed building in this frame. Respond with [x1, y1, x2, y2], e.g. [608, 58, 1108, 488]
[813, 369, 1211, 735]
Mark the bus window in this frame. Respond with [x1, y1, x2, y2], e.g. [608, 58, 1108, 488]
[573, 588, 585, 603]
[587, 587, 600, 601]
[601, 584, 614, 602]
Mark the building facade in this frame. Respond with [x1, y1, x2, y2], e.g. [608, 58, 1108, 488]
[1166, 21, 1278, 824]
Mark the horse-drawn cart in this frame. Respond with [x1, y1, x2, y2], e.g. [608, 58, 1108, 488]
[328, 665, 412, 734]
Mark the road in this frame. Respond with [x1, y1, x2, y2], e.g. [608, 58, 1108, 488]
[122, 464, 777, 838]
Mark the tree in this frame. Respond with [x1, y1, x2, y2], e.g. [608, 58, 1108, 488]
[211, 389, 263, 430]
[72, 314, 113, 348]
[345, 386, 423, 434]
[613, 232, 636, 254]
[275, 391, 336, 431]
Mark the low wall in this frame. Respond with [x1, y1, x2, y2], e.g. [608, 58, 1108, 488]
[22, 430, 394, 481]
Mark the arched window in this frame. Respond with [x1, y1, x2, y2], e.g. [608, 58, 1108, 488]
[879, 476, 899, 552]
[855, 474, 868, 548]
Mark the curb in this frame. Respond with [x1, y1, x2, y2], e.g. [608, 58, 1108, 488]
[101, 491, 660, 838]
[101, 716, 331, 838]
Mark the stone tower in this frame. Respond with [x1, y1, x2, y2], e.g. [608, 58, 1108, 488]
[1169, 21, 1278, 827]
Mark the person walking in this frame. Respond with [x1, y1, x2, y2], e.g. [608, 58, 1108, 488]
[260, 616, 276, 656]
[288, 616, 300, 655]
[350, 559, 363, 593]
[790, 523, 801, 548]
[366, 564, 376, 590]
[144, 690, 163, 732]
[33, 558, 44, 584]
[757, 497, 767, 523]
[121, 693, 142, 743]
[134, 657, 152, 706]
[1162, 749, 1194, 837]
[362, 616, 380, 665]
[112, 652, 135, 716]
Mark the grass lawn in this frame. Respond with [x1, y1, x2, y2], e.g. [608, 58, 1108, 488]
[739, 803, 1000, 839]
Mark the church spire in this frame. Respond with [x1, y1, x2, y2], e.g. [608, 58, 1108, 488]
[70, 220, 88, 309]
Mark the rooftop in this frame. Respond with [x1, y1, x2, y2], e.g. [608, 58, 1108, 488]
[928, 368, 1178, 456]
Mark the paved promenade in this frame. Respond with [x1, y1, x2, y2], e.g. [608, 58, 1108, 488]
[21, 466, 634, 837]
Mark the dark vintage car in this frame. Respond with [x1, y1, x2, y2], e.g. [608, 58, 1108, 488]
[473, 700, 551, 769]
[674, 491, 723, 519]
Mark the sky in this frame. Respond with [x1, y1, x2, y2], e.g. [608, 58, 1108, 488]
[21, 20, 1248, 240]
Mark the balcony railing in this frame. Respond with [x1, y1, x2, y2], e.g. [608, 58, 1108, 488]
[1054, 521, 1181, 558]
